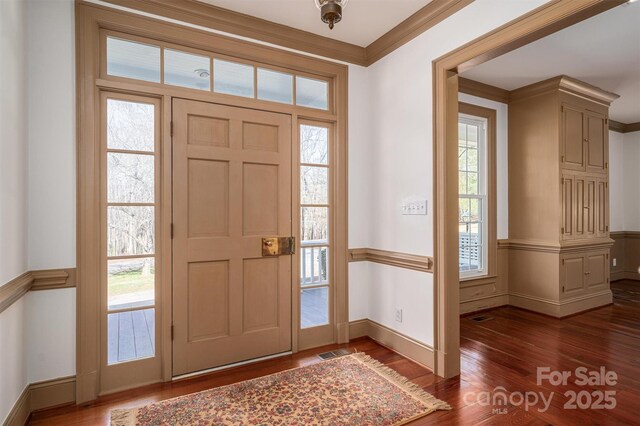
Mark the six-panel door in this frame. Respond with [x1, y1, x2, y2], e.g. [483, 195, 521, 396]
[172, 99, 293, 376]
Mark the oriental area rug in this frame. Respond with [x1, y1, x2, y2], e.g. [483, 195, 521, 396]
[110, 353, 450, 425]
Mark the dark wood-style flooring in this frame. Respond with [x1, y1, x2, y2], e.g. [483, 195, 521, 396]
[30, 280, 640, 425]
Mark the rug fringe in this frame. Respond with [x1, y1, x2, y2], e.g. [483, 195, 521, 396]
[351, 353, 452, 411]
[110, 408, 136, 426]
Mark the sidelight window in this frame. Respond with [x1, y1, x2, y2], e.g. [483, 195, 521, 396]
[458, 115, 488, 277]
[105, 97, 159, 364]
[299, 124, 331, 328]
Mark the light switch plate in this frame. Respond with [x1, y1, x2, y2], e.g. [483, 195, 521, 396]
[401, 199, 427, 215]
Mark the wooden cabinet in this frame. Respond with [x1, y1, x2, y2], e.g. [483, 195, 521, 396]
[562, 174, 575, 239]
[508, 76, 617, 317]
[597, 178, 609, 237]
[586, 111, 608, 174]
[561, 254, 586, 294]
[561, 105, 608, 174]
[561, 250, 609, 297]
[562, 174, 607, 240]
[562, 105, 586, 171]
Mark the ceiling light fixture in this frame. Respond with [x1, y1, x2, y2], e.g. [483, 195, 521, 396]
[194, 69, 210, 78]
[314, 0, 349, 30]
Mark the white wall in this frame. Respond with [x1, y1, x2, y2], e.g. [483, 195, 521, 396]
[609, 130, 640, 232]
[609, 130, 625, 232]
[0, 0, 29, 422]
[459, 93, 509, 239]
[622, 132, 640, 231]
[0, 300, 27, 424]
[27, 0, 76, 270]
[21, 0, 78, 389]
[347, 64, 372, 321]
[25, 289, 76, 383]
[0, 0, 28, 287]
[358, 0, 547, 346]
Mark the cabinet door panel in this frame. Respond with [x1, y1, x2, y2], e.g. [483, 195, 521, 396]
[562, 255, 585, 294]
[575, 177, 585, 237]
[562, 174, 575, 239]
[562, 105, 585, 171]
[597, 178, 609, 237]
[586, 112, 607, 174]
[586, 252, 607, 288]
[584, 177, 597, 238]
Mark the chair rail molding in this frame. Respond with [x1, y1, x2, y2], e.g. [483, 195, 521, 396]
[348, 248, 434, 273]
[0, 268, 77, 314]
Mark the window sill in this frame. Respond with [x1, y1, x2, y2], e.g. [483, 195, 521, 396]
[460, 273, 494, 283]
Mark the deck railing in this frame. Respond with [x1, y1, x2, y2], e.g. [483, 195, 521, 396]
[300, 240, 329, 286]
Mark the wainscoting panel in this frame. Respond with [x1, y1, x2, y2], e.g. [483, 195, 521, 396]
[611, 232, 640, 281]
[459, 241, 509, 314]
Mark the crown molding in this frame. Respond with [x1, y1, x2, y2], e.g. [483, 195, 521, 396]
[459, 76, 636, 131]
[458, 77, 510, 103]
[509, 75, 619, 105]
[92, 0, 474, 67]
[364, 0, 474, 66]
[609, 120, 640, 134]
[96, 0, 368, 64]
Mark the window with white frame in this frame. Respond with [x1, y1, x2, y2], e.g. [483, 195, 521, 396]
[458, 114, 488, 277]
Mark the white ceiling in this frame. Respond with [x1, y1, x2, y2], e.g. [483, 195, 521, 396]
[462, 2, 640, 124]
[196, 0, 432, 47]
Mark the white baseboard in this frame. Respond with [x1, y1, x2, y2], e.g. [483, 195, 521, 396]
[349, 319, 434, 370]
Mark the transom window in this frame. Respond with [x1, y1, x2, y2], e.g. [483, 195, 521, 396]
[105, 35, 330, 111]
[458, 114, 488, 277]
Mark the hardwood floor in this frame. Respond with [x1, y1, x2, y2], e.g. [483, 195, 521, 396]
[107, 295, 325, 363]
[30, 280, 640, 425]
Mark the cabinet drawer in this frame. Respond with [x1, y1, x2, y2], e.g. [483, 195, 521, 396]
[460, 282, 498, 302]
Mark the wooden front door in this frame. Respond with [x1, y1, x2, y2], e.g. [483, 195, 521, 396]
[172, 99, 292, 376]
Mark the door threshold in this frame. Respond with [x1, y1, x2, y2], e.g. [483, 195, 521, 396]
[172, 351, 293, 381]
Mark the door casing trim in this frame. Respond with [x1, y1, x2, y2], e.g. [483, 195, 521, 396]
[76, 2, 348, 403]
[432, 0, 626, 378]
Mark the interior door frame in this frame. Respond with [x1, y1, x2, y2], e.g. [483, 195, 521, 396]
[76, 1, 349, 403]
[432, 0, 626, 379]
